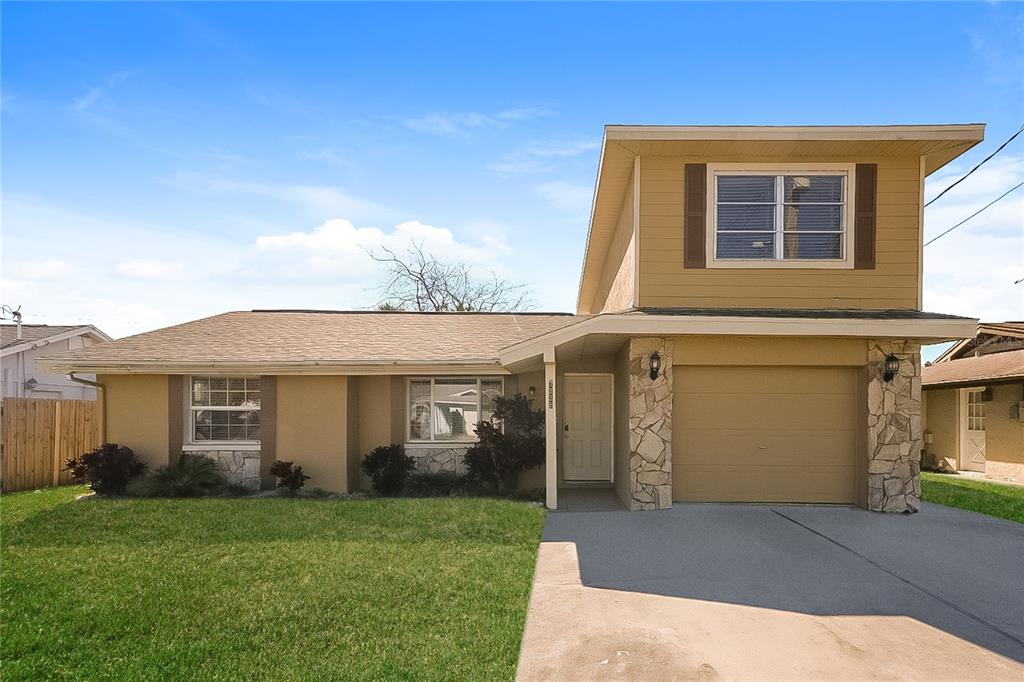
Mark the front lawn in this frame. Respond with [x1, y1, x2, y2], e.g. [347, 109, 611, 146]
[921, 473, 1024, 524]
[1, 486, 545, 680]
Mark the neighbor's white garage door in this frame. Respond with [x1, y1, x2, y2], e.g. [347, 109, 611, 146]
[673, 366, 859, 503]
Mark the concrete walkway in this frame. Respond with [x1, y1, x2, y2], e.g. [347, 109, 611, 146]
[517, 503, 1024, 680]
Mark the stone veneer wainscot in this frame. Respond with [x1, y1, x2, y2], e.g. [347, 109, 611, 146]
[190, 449, 262, 490]
[627, 337, 674, 511]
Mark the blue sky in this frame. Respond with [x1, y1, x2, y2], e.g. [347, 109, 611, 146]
[3, 2, 1022, 358]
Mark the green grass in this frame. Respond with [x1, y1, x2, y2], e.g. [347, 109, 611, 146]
[1, 486, 545, 680]
[921, 473, 1024, 524]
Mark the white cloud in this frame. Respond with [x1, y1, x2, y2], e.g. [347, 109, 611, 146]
[253, 218, 508, 279]
[532, 181, 594, 215]
[114, 259, 187, 279]
[72, 70, 138, 112]
[405, 107, 553, 136]
[489, 137, 600, 175]
[922, 154, 1024, 323]
[7, 259, 73, 279]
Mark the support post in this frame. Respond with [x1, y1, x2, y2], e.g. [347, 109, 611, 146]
[544, 353, 557, 510]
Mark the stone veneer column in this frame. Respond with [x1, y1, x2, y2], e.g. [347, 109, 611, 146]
[627, 337, 673, 511]
[866, 340, 922, 513]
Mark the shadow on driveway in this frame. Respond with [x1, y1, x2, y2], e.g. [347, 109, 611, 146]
[522, 502, 1023, 679]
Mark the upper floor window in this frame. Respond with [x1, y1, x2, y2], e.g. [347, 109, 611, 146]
[709, 165, 853, 268]
[190, 376, 261, 443]
[408, 377, 503, 443]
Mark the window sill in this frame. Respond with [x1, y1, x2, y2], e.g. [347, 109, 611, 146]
[706, 258, 854, 270]
[183, 443, 261, 452]
[405, 441, 475, 449]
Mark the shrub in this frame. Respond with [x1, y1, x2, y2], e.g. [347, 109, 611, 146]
[403, 472, 461, 497]
[135, 453, 228, 498]
[270, 460, 311, 495]
[361, 444, 414, 496]
[65, 443, 146, 496]
[464, 393, 544, 496]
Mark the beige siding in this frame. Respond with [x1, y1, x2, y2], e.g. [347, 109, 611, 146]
[277, 375, 351, 492]
[99, 374, 170, 469]
[593, 167, 635, 313]
[638, 155, 922, 309]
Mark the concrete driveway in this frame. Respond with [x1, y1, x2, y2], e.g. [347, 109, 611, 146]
[517, 502, 1024, 680]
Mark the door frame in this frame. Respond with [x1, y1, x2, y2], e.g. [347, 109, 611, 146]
[958, 387, 986, 473]
[562, 372, 615, 483]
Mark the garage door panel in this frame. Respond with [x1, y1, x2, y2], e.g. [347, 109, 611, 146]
[677, 367, 858, 395]
[677, 395, 856, 432]
[678, 430, 856, 467]
[673, 366, 859, 504]
[675, 464, 856, 503]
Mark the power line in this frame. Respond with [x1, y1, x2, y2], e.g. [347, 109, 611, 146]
[925, 123, 1024, 207]
[924, 180, 1024, 247]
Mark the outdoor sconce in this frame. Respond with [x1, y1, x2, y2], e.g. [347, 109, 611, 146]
[649, 351, 661, 381]
[883, 354, 900, 383]
[528, 386, 536, 398]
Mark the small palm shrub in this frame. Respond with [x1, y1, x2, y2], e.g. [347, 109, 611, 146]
[361, 444, 414, 496]
[136, 453, 227, 498]
[464, 394, 544, 496]
[66, 443, 147, 496]
[269, 460, 310, 495]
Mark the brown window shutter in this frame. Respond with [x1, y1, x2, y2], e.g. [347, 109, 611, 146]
[684, 163, 707, 268]
[854, 163, 877, 269]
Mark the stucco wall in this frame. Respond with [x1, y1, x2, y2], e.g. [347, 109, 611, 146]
[276, 375, 351, 493]
[99, 374, 170, 469]
[922, 388, 958, 470]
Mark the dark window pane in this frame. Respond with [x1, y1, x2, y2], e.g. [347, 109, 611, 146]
[718, 175, 775, 203]
[209, 377, 227, 391]
[783, 205, 842, 232]
[434, 378, 478, 440]
[717, 233, 775, 259]
[717, 204, 775, 231]
[783, 233, 843, 259]
[784, 175, 843, 203]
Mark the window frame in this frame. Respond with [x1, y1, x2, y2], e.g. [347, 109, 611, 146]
[186, 375, 262, 447]
[966, 389, 985, 431]
[705, 163, 856, 269]
[405, 376, 505, 445]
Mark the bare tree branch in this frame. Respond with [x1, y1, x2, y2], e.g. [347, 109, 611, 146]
[368, 242, 534, 312]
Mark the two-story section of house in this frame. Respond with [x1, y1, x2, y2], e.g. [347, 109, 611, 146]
[42, 124, 983, 514]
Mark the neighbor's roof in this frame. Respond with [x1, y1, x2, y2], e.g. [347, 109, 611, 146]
[923, 349, 1024, 389]
[38, 310, 582, 374]
[576, 123, 986, 314]
[1, 324, 111, 353]
[934, 321, 1024, 363]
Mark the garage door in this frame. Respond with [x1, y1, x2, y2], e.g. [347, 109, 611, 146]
[673, 366, 858, 503]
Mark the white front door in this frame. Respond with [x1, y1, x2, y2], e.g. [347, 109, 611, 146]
[563, 374, 613, 481]
[960, 388, 987, 473]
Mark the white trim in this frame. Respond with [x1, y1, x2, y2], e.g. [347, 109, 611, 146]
[498, 313, 977, 366]
[182, 443, 261, 452]
[4, 325, 112, 358]
[605, 124, 986, 142]
[631, 154, 641, 309]
[706, 163, 855, 269]
[544, 360, 557, 510]
[405, 376, 505, 444]
[40, 360, 511, 376]
[918, 156, 926, 310]
[563, 372, 615, 483]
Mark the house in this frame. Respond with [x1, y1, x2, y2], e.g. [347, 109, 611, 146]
[922, 322, 1024, 482]
[39, 124, 986, 513]
[2, 324, 112, 400]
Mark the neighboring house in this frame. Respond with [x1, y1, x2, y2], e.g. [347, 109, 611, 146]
[922, 322, 1024, 482]
[40, 124, 985, 513]
[2, 324, 112, 400]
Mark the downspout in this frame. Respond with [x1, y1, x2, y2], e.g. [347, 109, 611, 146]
[67, 373, 106, 442]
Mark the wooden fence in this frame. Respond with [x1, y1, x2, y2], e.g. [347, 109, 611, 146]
[1, 398, 101, 493]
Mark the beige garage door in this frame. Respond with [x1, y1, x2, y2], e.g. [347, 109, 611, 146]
[673, 366, 858, 503]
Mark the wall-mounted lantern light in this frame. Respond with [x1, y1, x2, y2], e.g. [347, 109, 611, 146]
[528, 385, 536, 398]
[649, 351, 662, 381]
[883, 355, 900, 383]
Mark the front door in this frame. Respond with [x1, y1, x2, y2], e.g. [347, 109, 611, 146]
[961, 388, 987, 473]
[562, 374, 613, 481]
